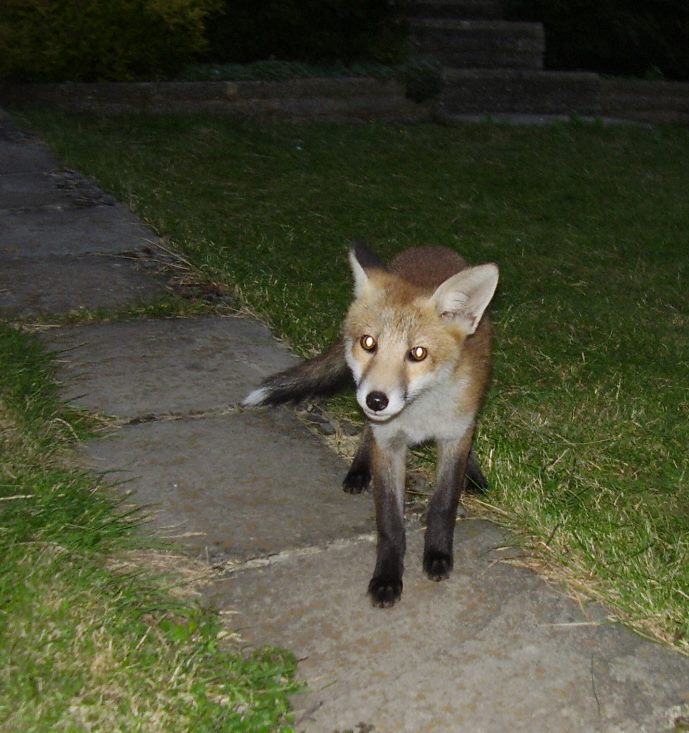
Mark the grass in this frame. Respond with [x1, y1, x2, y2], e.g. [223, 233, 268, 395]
[0, 321, 298, 731]
[14, 111, 689, 654]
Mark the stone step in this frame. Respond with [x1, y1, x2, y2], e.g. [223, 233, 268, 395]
[601, 78, 689, 125]
[411, 19, 544, 70]
[405, 0, 503, 19]
[439, 69, 601, 115]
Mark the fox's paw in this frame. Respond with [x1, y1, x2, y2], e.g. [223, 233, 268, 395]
[368, 574, 403, 608]
[423, 550, 453, 581]
[342, 467, 371, 494]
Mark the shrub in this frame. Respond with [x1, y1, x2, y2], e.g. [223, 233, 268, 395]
[204, 0, 409, 66]
[0, 0, 221, 82]
[504, 0, 689, 81]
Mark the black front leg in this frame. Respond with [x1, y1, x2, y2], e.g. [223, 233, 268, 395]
[423, 431, 474, 581]
[343, 424, 373, 494]
[368, 435, 407, 607]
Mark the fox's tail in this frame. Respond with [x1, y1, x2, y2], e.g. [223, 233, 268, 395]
[241, 340, 352, 407]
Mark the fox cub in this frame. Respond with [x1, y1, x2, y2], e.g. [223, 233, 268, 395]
[243, 242, 498, 607]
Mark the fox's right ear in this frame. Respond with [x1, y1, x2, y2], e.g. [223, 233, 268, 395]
[348, 241, 387, 297]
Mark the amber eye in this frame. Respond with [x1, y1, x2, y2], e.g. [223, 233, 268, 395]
[360, 334, 377, 352]
[408, 346, 428, 362]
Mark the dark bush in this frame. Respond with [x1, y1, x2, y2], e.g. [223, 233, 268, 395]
[0, 0, 220, 82]
[504, 0, 689, 81]
[204, 0, 409, 66]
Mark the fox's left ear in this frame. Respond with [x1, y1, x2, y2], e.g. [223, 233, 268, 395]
[431, 263, 499, 334]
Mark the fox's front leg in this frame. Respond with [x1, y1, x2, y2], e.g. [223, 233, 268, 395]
[343, 424, 373, 493]
[423, 431, 474, 581]
[368, 435, 407, 607]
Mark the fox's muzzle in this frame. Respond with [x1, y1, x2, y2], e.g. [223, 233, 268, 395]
[356, 380, 407, 422]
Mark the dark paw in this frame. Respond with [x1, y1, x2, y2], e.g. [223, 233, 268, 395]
[423, 551, 453, 581]
[343, 468, 371, 494]
[368, 575, 403, 607]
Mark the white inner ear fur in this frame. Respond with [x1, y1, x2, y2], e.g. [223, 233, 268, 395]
[431, 263, 499, 334]
[348, 248, 372, 298]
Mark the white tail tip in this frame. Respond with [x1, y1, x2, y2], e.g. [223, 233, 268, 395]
[241, 386, 269, 407]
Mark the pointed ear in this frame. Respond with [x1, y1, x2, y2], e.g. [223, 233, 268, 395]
[430, 263, 499, 334]
[348, 248, 371, 297]
[348, 241, 387, 298]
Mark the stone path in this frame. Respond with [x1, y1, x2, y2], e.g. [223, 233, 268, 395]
[2, 110, 688, 732]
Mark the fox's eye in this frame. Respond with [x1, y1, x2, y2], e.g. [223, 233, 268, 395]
[409, 346, 428, 362]
[360, 334, 377, 352]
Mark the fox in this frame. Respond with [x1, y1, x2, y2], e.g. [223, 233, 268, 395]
[242, 242, 499, 607]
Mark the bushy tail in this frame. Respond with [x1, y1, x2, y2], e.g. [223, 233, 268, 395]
[241, 340, 352, 407]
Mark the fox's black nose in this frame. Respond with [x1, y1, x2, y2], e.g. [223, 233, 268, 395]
[366, 391, 389, 412]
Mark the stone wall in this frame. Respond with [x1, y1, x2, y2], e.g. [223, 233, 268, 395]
[0, 78, 431, 123]
[601, 79, 689, 126]
[2, 76, 689, 126]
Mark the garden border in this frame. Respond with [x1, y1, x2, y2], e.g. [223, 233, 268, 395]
[1, 76, 689, 126]
[0, 77, 431, 123]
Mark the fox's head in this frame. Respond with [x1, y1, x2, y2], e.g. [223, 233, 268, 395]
[343, 244, 498, 423]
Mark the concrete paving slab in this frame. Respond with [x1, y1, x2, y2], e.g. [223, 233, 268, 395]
[0, 255, 167, 317]
[0, 205, 158, 257]
[212, 522, 689, 733]
[0, 134, 59, 173]
[42, 316, 298, 417]
[81, 412, 373, 561]
[0, 171, 77, 210]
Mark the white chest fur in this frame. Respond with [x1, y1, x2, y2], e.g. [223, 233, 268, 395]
[371, 375, 474, 448]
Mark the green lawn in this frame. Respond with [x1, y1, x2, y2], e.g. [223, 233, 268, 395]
[16, 111, 689, 653]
